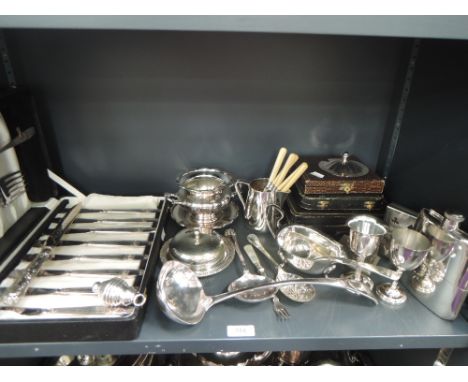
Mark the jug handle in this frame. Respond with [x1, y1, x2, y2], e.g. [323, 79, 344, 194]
[234, 180, 249, 211]
[266, 204, 285, 239]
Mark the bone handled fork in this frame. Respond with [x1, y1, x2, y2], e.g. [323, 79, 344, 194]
[243, 244, 291, 320]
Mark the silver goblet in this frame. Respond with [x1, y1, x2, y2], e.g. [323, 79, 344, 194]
[347, 215, 387, 289]
[411, 224, 457, 294]
[376, 227, 432, 305]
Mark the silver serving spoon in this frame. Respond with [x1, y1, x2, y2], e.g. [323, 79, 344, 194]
[224, 229, 276, 303]
[247, 234, 316, 303]
[243, 245, 291, 320]
[156, 260, 379, 325]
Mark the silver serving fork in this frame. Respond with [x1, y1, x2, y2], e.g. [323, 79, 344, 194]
[0, 171, 26, 206]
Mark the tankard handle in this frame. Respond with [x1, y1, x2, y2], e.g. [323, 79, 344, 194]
[234, 180, 249, 211]
[266, 204, 285, 239]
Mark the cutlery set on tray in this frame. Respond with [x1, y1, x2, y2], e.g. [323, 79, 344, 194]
[0, 195, 166, 321]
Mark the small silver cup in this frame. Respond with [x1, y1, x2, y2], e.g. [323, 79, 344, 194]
[235, 178, 289, 232]
[376, 227, 432, 305]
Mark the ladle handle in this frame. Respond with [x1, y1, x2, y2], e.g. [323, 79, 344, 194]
[247, 234, 280, 268]
[314, 256, 400, 281]
[210, 277, 378, 306]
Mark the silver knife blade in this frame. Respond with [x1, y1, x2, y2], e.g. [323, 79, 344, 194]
[27, 243, 146, 256]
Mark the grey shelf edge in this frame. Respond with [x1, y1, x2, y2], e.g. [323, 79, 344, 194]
[1, 16, 468, 40]
[0, 293, 467, 359]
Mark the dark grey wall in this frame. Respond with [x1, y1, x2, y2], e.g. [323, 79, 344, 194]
[6, 30, 403, 194]
[386, 39, 468, 228]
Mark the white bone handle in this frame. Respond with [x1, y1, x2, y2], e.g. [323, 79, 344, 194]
[268, 147, 287, 184]
[278, 162, 309, 192]
[273, 153, 299, 188]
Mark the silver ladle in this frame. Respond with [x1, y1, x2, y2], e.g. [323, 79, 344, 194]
[224, 229, 277, 303]
[156, 260, 379, 325]
[247, 234, 316, 303]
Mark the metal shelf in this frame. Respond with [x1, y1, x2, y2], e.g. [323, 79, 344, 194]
[0, 218, 467, 358]
[1, 16, 468, 40]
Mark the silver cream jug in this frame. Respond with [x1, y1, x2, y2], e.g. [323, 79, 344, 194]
[235, 178, 289, 232]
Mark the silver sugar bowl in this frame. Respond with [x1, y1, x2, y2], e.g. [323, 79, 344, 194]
[168, 168, 234, 224]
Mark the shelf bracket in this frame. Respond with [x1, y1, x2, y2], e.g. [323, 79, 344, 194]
[377, 38, 421, 179]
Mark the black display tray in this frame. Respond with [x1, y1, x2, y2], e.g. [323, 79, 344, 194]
[0, 198, 169, 343]
[285, 197, 384, 237]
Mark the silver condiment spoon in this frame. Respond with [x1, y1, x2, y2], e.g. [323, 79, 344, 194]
[247, 234, 316, 303]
